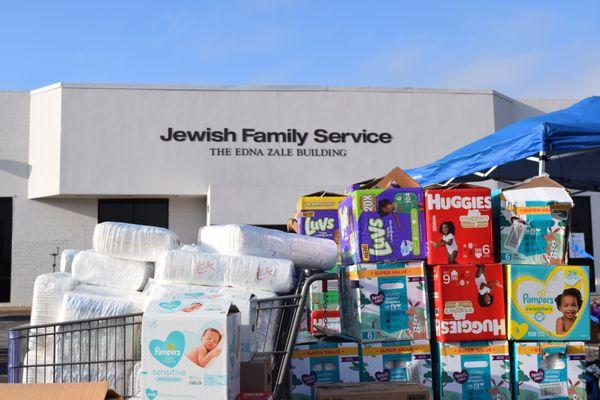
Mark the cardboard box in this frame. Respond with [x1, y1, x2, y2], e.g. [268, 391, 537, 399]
[340, 262, 429, 342]
[360, 340, 432, 395]
[339, 168, 426, 265]
[0, 382, 123, 400]
[437, 341, 511, 400]
[512, 342, 587, 400]
[240, 357, 272, 393]
[297, 192, 346, 240]
[432, 263, 506, 342]
[425, 184, 494, 265]
[493, 176, 573, 265]
[142, 298, 241, 400]
[316, 382, 431, 400]
[237, 394, 273, 400]
[290, 341, 361, 400]
[506, 264, 590, 341]
[309, 273, 341, 334]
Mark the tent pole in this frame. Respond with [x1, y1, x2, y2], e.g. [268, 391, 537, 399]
[538, 150, 546, 175]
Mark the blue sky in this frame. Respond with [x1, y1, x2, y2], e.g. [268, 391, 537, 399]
[1, 1, 599, 99]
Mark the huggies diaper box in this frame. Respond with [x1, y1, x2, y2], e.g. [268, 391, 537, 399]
[506, 264, 590, 341]
[290, 341, 361, 400]
[339, 168, 426, 265]
[425, 185, 494, 265]
[340, 262, 429, 342]
[432, 263, 506, 342]
[308, 274, 341, 335]
[437, 341, 511, 400]
[142, 298, 241, 400]
[360, 340, 433, 394]
[493, 176, 573, 265]
[512, 342, 587, 400]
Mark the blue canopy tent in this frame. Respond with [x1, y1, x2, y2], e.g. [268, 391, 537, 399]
[406, 96, 600, 191]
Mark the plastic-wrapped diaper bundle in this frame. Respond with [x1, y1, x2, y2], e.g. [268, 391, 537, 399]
[155, 249, 295, 293]
[21, 350, 54, 383]
[59, 285, 144, 322]
[93, 221, 180, 262]
[30, 272, 78, 326]
[180, 243, 203, 252]
[198, 224, 337, 271]
[252, 290, 282, 353]
[59, 249, 80, 273]
[72, 250, 153, 291]
[54, 285, 142, 393]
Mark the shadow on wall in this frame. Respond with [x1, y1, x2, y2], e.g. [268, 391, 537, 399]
[36, 197, 98, 219]
[0, 160, 31, 179]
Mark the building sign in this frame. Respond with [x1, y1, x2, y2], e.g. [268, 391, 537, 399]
[160, 127, 393, 158]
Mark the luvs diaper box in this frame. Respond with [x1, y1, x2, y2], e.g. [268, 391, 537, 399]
[432, 263, 506, 342]
[290, 341, 361, 400]
[340, 261, 429, 342]
[296, 191, 346, 249]
[339, 167, 426, 265]
[506, 264, 590, 341]
[425, 184, 494, 265]
[437, 341, 511, 400]
[142, 298, 241, 400]
[512, 342, 587, 400]
[493, 176, 573, 265]
[308, 272, 341, 334]
[360, 340, 433, 394]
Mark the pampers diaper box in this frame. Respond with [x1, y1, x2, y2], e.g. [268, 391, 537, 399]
[437, 341, 511, 400]
[340, 262, 429, 342]
[432, 263, 506, 342]
[339, 168, 426, 265]
[512, 342, 587, 400]
[142, 298, 241, 400]
[506, 264, 590, 341]
[425, 184, 494, 265]
[290, 341, 361, 400]
[493, 176, 573, 265]
[360, 340, 433, 395]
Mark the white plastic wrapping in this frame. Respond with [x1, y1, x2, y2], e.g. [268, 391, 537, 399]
[71, 250, 154, 291]
[180, 243, 202, 252]
[155, 249, 295, 293]
[30, 272, 78, 326]
[59, 249, 80, 273]
[93, 221, 180, 262]
[59, 285, 144, 322]
[21, 350, 54, 383]
[198, 224, 337, 271]
[252, 290, 282, 353]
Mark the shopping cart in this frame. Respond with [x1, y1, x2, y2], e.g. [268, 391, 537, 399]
[8, 270, 336, 399]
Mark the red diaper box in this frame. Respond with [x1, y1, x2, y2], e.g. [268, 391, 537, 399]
[425, 185, 494, 265]
[432, 263, 506, 342]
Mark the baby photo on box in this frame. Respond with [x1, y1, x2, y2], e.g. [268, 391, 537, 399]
[142, 298, 241, 400]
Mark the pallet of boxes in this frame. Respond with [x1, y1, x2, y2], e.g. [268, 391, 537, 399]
[291, 168, 433, 400]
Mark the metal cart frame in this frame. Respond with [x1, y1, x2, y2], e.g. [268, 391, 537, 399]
[8, 270, 336, 399]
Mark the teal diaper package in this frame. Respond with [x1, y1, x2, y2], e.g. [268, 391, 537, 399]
[360, 340, 433, 396]
[340, 261, 429, 342]
[512, 342, 587, 400]
[290, 341, 361, 400]
[437, 341, 511, 400]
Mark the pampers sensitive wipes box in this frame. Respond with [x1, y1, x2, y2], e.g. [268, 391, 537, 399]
[360, 340, 433, 395]
[512, 342, 587, 400]
[142, 298, 241, 400]
[425, 185, 494, 265]
[340, 262, 429, 342]
[437, 341, 511, 400]
[290, 341, 361, 400]
[339, 187, 426, 265]
[493, 176, 573, 265]
[432, 264, 506, 342]
[506, 264, 590, 341]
